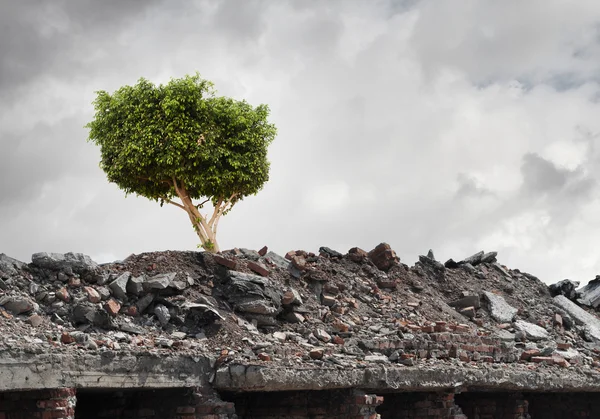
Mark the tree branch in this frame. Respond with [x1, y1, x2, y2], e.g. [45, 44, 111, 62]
[164, 198, 186, 210]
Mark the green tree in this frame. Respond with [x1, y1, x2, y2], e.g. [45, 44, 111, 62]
[86, 74, 277, 252]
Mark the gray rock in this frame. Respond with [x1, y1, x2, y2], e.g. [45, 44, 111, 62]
[480, 251, 498, 263]
[264, 251, 290, 270]
[418, 255, 445, 271]
[236, 300, 278, 316]
[97, 286, 111, 301]
[72, 303, 112, 329]
[554, 295, 600, 343]
[449, 295, 481, 309]
[577, 276, 600, 308]
[462, 263, 476, 274]
[319, 247, 343, 258]
[494, 329, 516, 342]
[492, 263, 512, 278]
[0, 295, 36, 314]
[136, 294, 154, 313]
[461, 251, 484, 266]
[483, 291, 518, 323]
[239, 248, 260, 261]
[365, 354, 390, 364]
[144, 272, 176, 291]
[126, 275, 145, 295]
[31, 252, 98, 274]
[154, 304, 171, 327]
[549, 279, 580, 301]
[427, 249, 435, 260]
[0, 254, 25, 278]
[513, 320, 549, 341]
[108, 272, 130, 300]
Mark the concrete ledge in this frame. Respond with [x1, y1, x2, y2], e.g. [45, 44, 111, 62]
[0, 352, 213, 391]
[214, 363, 600, 393]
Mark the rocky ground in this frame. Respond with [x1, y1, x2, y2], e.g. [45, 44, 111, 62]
[2, 243, 600, 379]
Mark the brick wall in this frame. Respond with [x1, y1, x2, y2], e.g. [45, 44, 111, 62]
[376, 392, 466, 419]
[0, 388, 76, 419]
[455, 393, 529, 419]
[227, 389, 382, 419]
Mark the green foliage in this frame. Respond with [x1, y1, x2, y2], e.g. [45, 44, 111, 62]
[86, 73, 277, 207]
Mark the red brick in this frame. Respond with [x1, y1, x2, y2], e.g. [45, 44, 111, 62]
[104, 299, 121, 316]
[213, 254, 237, 269]
[247, 261, 269, 277]
[258, 246, 268, 256]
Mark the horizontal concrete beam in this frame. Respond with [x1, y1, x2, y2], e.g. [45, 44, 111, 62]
[215, 363, 600, 393]
[0, 353, 212, 391]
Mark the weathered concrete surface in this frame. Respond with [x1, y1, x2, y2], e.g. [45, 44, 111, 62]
[214, 363, 600, 393]
[0, 352, 212, 391]
[554, 295, 600, 343]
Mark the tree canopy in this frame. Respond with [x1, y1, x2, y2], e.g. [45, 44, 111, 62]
[86, 74, 277, 252]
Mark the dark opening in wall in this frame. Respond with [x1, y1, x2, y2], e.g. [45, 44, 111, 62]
[376, 391, 465, 419]
[221, 388, 382, 419]
[454, 392, 528, 419]
[524, 392, 600, 419]
[74, 388, 193, 419]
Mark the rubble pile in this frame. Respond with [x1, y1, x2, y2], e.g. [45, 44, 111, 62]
[2, 243, 600, 378]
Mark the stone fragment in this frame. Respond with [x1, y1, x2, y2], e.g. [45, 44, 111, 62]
[213, 254, 238, 270]
[0, 253, 25, 277]
[258, 246, 268, 256]
[264, 251, 290, 270]
[483, 291, 517, 323]
[531, 356, 554, 364]
[247, 261, 269, 277]
[315, 329, 331, 343]
[461, 251, 484, 266]
[348, 247, 368, 263]
[462, 263, 476, 274]
[97, 286, 111, 301]
[143, 272, 176, 291]
[459, 307, 476, 319]
[319, 247, 343, 258]
[577, 276, 600, 308]
[365, 354, 390, 364]
[284, 312, 305, 323]
[104, 299, 121, 316]
[418, 255, 445, 272]
[291, 256, 307, 271]
[272, 332, 287, 342]
[127, 275, 145, 295]
[368, 243, 399, 271]
[154, 304, 171, 326]
[31, 252, 99, 274]
[309, 348, 324, 360]
[55, 287, 70, 302]
[480, 251, 498, 264]
[257, 352, 271, 361]
[553, 295, 600, 343]
[281, 289, 303, 306]
[450, 295, 481, 309]
[61, 332, 75, 344]
[171, 331, 187, 340]
[27, 314, 43, 327]
[108, 272, 130, 300]
[321, 295, 336, 307]
[236, 300, 278, 315]
[0, 296, 35, 314]
[444, 259, 459, 269]
[68, 277, 81, 287]
[84, 287, 101, 303]
[514, 320, 549, 341]
[549, 279, 580, 301]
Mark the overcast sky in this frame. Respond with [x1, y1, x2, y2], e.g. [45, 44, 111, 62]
[2, 0, 600, 285]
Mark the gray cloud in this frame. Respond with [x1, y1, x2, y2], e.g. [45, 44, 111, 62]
[2, 0, 600, 286]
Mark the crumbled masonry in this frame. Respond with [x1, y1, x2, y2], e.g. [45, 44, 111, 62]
[2, 244, 600, 418]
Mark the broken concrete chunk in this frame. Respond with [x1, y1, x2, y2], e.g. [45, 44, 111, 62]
[0, 254, 26, 277]
[554, 295, 600, 343]
[143, 272, 176, 291]
[348, 247, 368, 263]
[154, 304, 171, 326]
[108, 272, 130, 300]
[577, 276, 600, 308]
[136, 294, 154, 314]
[31, 252, 98, 274]
[236, 300, 278, 316]
[461, 251, 484, 266]
[480, 251, 498, 264]
[319, 247, 343, 258]
[281, 289, 302, 306]
[368, 243, 399, 271]
[315, 329, 331, 343]
[483, 291, 517, 323]
[549, 279, 580, 301]
[0, 295, 36, 314]
[514, 320, 549, 341]
[126, 275, 145, 295]
[450, 295, 481, 310]
[264, 251, 290, 270]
